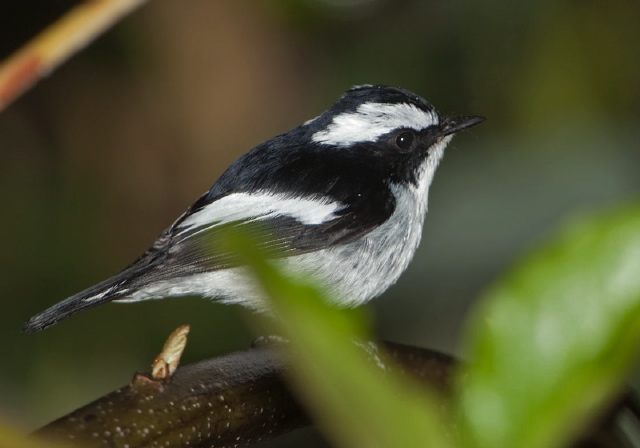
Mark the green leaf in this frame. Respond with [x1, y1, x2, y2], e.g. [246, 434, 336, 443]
[229, 233, 454, 448]
[459, 205, 640, 448]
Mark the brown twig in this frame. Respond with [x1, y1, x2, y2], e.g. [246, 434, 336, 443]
[0, 0, 148, 112]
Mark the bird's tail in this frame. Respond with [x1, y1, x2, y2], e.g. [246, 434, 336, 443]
[22, 276, 128, 333]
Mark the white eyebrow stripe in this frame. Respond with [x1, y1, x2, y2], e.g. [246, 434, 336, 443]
[312, 102, 439, 147]
[177, 191, 344, 232]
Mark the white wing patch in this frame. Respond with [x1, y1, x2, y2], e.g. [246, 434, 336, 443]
[177, 191, 344, 233]
[312, 102, 438, 147]
[84, 286, 116, 302]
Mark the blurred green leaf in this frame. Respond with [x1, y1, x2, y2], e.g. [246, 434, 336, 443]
[459, 205, 640, 448]
[230, 234, 453, 448]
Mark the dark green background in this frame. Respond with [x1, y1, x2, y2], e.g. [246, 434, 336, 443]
[1, 1, 638, 446]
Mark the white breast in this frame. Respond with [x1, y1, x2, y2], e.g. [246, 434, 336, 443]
[282, 139, 448, 307]
[282, 180, 429, 307]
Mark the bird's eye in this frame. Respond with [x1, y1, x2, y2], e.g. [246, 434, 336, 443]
[395, 131, 415, 151]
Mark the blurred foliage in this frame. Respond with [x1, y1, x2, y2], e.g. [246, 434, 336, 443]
[0, 2, 639, 447]
[235, 232, 453, 448]
[460, 204, 640, 448]
[238, 203, 640, 447]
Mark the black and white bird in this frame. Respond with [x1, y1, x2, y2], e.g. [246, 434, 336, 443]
[23, 85, 484, 333]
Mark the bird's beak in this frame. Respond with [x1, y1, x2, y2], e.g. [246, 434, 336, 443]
[439, 115, 485, 137]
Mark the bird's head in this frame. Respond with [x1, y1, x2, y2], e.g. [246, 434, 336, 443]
[303, 84, 484, 189]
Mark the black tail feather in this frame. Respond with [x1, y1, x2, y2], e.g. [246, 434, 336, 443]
[22, 279, 126, 333]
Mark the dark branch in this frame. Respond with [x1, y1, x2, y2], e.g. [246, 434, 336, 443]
[32, 341, 635, 448]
